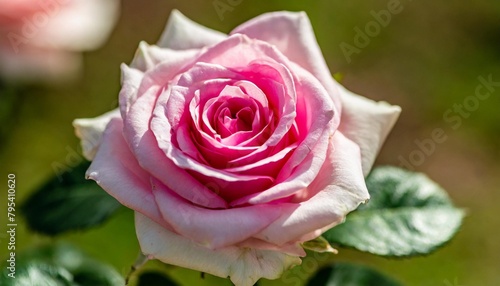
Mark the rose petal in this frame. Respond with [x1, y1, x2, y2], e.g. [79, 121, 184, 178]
[130, 41, 200, 72]
[119, 48, 199, 123]
[121, 66, 228, 208]
[73, 108, 121, 160]
[136, 212, 302, 286]
[151, 178, 285, 248]
[165, 63, 243, 128]
[118, 64, 144, 115]
[149, 56, 300, 199]
[231, 63, 336, 206]
[337, 83, 401, 175]
[223, 143, 297, 177]
[178, 40, 302, 167]
[231, 11, 342, 110]
[85, 118, 163, 225]
[268, 62, 337, 180]
[151, 73, 275, 184]
[230, 127, 330, 207]
[121, 47, 202, 144]
[157, 10, 226, 50]
[237, 238, 306, 257]
[127, 122, 228, 210]
[254, 132, 369, 245]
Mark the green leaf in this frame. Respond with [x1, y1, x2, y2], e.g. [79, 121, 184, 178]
[70, 262, 124, 286]
[21, 161, 122, 235]
[137, 272, 180, 286]
[1, 263, 73, 286]
[323, 166, 464, 257]
[306, 263, 401, 286]
[0, 243, 124, 286]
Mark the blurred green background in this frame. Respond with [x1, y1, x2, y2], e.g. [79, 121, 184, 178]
[1, 0, 499, 285]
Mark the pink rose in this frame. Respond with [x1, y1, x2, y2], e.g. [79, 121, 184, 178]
[0, 0, 119, 81]
[74, 10, 400, 286]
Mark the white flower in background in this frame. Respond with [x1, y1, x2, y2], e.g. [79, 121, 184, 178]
[0, 0, 120, 82]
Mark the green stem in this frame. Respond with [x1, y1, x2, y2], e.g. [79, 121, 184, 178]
[125, 252, 149, 285]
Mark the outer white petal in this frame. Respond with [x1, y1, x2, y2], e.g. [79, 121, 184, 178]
[118, 64, 145, 115]
[337, 84, 401, 176]
[130, 41, 200, 72]
[136, 212, 301, 286]
[157, 10, 226, 50]
[73, 109, 120, 160]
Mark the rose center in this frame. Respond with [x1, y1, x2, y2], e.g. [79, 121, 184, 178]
[215, 97, 255, 137]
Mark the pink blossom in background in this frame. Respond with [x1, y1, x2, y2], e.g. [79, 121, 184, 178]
[0, 0, 119, 82]
[74, 10, 400, 286]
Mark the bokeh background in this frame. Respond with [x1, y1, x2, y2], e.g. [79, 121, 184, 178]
[1, 0, 499, 285]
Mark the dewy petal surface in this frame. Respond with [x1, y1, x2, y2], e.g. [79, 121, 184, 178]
[136, 212, 301, 286]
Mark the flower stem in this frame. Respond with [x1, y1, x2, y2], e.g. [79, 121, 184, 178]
[125, 252, 149, 285]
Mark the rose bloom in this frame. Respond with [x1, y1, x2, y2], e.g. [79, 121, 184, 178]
[74, 10, 400, 286]
[0, 0, 119, 81]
